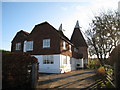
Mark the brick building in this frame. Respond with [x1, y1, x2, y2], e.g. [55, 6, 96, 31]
[11, 21, 88, 73]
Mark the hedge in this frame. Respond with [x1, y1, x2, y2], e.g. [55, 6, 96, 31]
[2, 52, 38, 89]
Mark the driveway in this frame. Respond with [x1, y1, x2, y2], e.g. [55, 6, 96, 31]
[37, 69, 97, 88]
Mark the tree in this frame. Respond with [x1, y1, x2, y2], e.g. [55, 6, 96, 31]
[85, 11, 120, 66]
[0, 49, 10, 53]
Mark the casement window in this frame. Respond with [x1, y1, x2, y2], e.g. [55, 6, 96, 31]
[43, 55, 54, 64]
[43, 39, 50, 48]
[70, 59, 72, 64]
[63, 56, 67, 64]
[74, 48, 78, 52]
[69, 45, 71, 52]
[16, 43, 21, 50]
[23, 41, 27, 52]
[26, 41, 33, 51]
[63, 41, 66, 49]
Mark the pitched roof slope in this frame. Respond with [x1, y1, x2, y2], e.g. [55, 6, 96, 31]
[71, 21, 88, 47]
[31, 21, 73, 45]
[11, 30, 29, 42]
[20, 30, 29, 35]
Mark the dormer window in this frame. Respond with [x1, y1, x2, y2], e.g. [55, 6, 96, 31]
[63, 41, 66, 49]
[43, 39, 50, 48]
[16, 43, 21, 50]
[26, 41, 33, 51]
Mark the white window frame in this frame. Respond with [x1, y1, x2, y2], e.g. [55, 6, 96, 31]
[15, 43, 21, 50]
[26, 41, 33, 51]
[63, 41, 66, 49]
[63, 56, 67, 64]
[23, 41, 27, 52]
[69, 45, 71, 52]
[43, 55, 54, 64]
[43, 39, 50, 48]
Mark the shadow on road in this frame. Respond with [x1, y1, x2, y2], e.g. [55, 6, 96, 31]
[38, 70, 95, 87]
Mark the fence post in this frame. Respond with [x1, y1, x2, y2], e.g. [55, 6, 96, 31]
[31, 63, 38, 88]
[115, 58, 120, 88]
[114, 45, 120, 88]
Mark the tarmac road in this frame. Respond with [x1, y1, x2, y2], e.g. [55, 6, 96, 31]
[37, 69, 97, 89]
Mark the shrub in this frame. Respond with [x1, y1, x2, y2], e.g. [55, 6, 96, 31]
[88, 64, 100, 69]
[97, 66, 106, 75]
[2, 52, 38, 89]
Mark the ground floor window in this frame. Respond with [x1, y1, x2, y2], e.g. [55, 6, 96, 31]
[43, 55, 54, 64]
[63, 56, 67, 64]
[70, 59, 72, 64]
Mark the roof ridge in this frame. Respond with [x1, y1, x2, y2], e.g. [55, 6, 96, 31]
[20, 30, 29, 35]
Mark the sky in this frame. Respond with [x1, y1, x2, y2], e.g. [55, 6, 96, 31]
[1, 0, 120, 51]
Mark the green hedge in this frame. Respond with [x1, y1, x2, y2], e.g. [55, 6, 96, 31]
[2, 52, 38, 89]
[88, 64, 100, 69]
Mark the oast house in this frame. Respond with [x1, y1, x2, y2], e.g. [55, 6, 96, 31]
[11, 21, 88, 73]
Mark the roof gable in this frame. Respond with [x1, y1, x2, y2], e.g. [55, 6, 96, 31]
[29, 21, 73, 45]
[11, 30, 29, 42]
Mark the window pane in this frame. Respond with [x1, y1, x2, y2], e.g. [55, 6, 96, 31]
[69, 45, 71, 52]
[63, 41, 66, 49]
[63, 56, 67, 64]
[26, 41, 33, 51]
[43, 39, 50, 48]
[43, 55, 53, 64]
[16, 43, 21, 50]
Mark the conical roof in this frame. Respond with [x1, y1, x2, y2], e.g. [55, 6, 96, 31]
[75, 20, 80, 28]
[71, 21, 88, 47]
[58, 24, 62, 31]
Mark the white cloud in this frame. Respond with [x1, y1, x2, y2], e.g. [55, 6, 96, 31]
[60, 7, 68, 11]
[61, 0, 120, 39]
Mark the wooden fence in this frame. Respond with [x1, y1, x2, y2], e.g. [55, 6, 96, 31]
[87, 44, 120, 89]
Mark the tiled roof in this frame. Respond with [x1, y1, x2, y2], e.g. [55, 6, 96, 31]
[37, 21, 73, 45]
[71, 28, 88, 47]
[15, 21, 87, 47]
[11, 30, 29, 42]
[20, 30, 29, 36]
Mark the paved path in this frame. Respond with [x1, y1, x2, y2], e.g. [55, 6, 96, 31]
[37, 69, 98, 88]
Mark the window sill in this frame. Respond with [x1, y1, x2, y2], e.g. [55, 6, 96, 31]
[26, 50, 33, 51]
[43, 47, 50, 49]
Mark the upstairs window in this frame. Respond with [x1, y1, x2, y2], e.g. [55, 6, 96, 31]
[43, 55, 54, 64]
[69, 45, 71, 52]
[26, 41, 33, 51]
[16, 43, 21, 50]
[43, 39, 50, 48]
[74, 48, 78, 53]
[63, 41, 66, 49]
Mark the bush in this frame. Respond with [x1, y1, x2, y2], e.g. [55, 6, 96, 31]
[88, 59, 100, 69]
[2, 52, 38, 89]
[97, 67, 106, 75]
[88, 64, 100, 69]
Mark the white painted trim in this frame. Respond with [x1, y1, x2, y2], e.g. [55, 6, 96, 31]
[23, 41, 27, 52]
